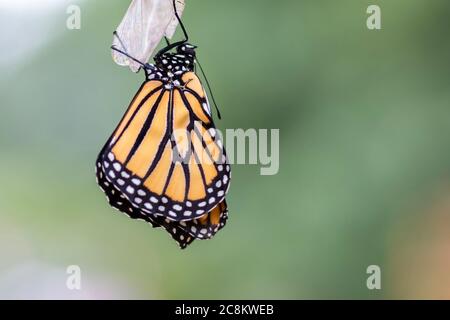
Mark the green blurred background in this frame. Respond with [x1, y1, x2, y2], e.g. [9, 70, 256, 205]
[1, 0, 450, 299]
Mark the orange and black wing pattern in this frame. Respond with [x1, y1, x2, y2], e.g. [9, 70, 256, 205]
[96, 72, 230, 248]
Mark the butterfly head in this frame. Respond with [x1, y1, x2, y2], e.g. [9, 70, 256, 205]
[178, 43, 197, 56]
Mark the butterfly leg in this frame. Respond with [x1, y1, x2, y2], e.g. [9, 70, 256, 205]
[112, 31, 155, 72]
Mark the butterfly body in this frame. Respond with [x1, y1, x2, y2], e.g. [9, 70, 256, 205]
[151, 43, 197, 81]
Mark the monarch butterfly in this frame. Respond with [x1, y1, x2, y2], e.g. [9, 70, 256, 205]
[96, 0, 231, 248]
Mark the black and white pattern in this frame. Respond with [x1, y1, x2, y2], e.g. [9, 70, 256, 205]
[100, 150, 230, 221]
[146, 44, 196, 82]
[96, 150, 228, 249]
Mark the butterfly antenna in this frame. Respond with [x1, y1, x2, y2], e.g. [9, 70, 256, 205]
[113, 31, 127, 52]
[196, 56, 222, 120]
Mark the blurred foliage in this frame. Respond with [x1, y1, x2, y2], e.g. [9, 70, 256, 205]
[1, 0, 450, 299]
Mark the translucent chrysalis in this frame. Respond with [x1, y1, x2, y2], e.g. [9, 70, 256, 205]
[112, 0, 186, 72]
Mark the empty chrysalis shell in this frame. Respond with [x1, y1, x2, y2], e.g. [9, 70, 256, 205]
[112, 0, 186, 72]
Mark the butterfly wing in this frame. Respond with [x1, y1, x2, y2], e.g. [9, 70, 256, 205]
[157, 199, 228, 248]
[98, 72, 230, 222]
[96, 151, 195, 248]
[97, 147, 228, 248]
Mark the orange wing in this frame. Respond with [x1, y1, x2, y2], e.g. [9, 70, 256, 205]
[98, 72, 230, 221]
